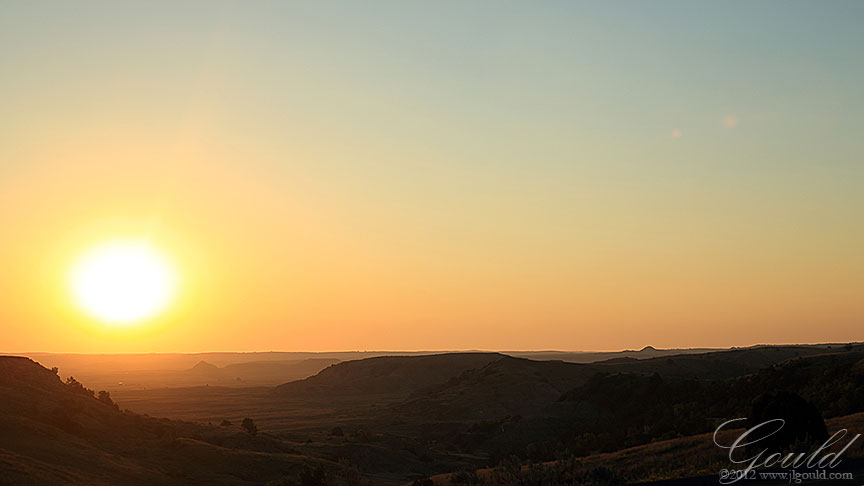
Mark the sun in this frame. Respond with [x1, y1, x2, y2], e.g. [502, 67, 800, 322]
[69, 240, 178, 325]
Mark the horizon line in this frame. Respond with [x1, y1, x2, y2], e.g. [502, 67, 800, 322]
[4, 341, 861, 356]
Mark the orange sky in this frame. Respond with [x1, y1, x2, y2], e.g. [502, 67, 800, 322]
[1, 2, 862, 352]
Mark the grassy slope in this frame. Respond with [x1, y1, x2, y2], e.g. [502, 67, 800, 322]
[423, 413, 864, 485]
[0, 356, 337, 486]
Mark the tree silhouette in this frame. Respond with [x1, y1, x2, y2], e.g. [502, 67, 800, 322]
[241, 417, 258, 436]
[65, 376, 95, 397]
[749, 391, 828, 452]
[97, 390, 119, 410]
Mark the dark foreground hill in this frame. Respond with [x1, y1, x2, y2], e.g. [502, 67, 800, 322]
[0, 356, 337, 486]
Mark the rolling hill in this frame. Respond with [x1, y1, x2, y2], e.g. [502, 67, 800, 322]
[0, 356, 337, 486]
[12, 344, 863, 485]
[273, 352, 503, 399]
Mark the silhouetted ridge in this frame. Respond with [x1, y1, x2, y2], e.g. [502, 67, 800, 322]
[385, 346, 864, 423]
[0, 355, 333, 485]
[273, 352, 503, 398]
[0, 356, 64, 390]
[189, 360, 220, 372]
[595, 356, 639, 364]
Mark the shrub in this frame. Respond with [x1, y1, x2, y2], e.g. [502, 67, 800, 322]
[65, 376, 95, 397]
[241, 417, 258, 436]
[97, 390, 119, 410]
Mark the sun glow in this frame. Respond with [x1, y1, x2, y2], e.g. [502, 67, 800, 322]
[69, 240, 178, 325]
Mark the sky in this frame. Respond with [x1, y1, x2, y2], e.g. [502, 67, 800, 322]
[1, 1, 862, 353]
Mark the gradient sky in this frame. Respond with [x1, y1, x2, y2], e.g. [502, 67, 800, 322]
[1, 1, 862, 353]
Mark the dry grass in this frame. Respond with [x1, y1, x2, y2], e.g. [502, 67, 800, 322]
[424, 412, 864, 485]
